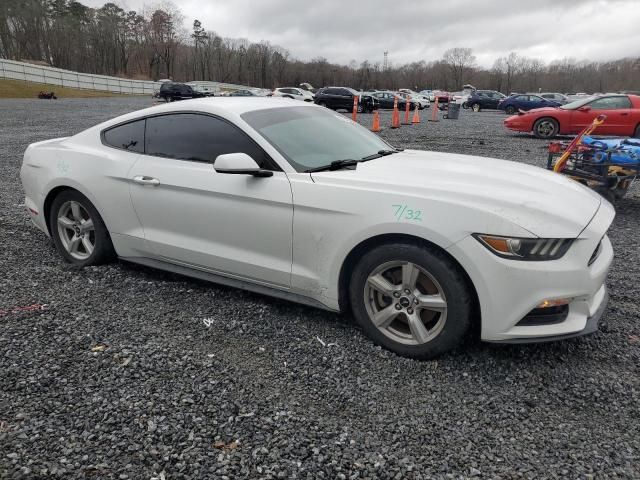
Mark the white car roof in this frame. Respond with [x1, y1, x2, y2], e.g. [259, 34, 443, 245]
[99, 97, 316, 130]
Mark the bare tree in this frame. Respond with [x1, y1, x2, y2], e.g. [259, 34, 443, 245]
[442, 47, 476, 89]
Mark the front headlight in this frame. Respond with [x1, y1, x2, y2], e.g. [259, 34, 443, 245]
[473, 234, 573, 261]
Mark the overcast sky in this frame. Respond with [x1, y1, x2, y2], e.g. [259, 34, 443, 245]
[84, 0, 640, 67]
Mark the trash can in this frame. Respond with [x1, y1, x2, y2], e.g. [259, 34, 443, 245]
[445, 102, 461, 120]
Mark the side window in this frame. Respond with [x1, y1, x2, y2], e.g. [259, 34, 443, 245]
[145, 113, 274, 169]
[589, 96, 632, 110]
[103, 119, 145, 153]
[515, 95, 528, 101]
[338, 89, 352, 96]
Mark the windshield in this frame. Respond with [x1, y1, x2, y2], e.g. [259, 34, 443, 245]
[560, 97, 595, 110]
[242, 106, 392, 172]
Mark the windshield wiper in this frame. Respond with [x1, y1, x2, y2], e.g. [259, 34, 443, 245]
[360, 149, 401, 162]
[304, 159, 359, 173]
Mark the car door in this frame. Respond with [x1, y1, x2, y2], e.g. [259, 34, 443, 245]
[128, 113, 294, 288]
[527, 95, 545, 110]
[321, 88, 338, 108]
[475, 92, 488, 108]
[575, 96, 635, 135]
[336, 88, 353, 109]
[487, 92, 501, 109]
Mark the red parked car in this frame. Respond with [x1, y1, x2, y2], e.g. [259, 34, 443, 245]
[503, 94, 640, 139]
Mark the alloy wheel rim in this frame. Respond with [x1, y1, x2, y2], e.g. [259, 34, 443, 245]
[537, 121, 555, 137]
[364, 261, 447, 346]
[57, 201, 96, 260]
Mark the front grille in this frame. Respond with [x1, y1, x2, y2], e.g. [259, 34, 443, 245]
[516, 305, 569, 327]
[588, 239, 603, 266]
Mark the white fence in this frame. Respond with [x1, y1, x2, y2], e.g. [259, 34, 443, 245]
[0, 58, 261, 95]
[0, 58, 159, 94]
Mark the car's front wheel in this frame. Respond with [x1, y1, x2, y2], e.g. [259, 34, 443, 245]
[505, 105, 516, 115]
[50, 190, 116, 267]
[533, 117, 559, 139]
[349, 243, 472, 359]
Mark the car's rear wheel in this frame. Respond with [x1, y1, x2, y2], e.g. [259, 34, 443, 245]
[533, 117, 559, 139]
[349, 243, 472, 359]
[50, 190, 116, 267]
[357, 104, 364, 113]
[633, 124, 640, 138]
[471, 103, 481, 112]
[505, 105, 516, 115]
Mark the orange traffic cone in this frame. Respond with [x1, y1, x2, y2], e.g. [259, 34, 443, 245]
[402, 98, 412, 125]
[391, 98, 400, 129]
[429, 97, 439, 122]
[412, 104, 421, 124]
[371, 109, 381, 132]
[352, 95, 359, 122]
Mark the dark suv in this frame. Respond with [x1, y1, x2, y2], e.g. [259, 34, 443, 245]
[464, 90, 507, 112]
[314, 87, 378, 113]
[159, 82, 206, 102]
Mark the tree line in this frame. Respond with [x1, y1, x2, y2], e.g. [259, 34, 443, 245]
[1, 0, 639, 94]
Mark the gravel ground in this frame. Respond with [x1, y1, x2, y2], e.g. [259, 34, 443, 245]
[1, 98, 639, 479]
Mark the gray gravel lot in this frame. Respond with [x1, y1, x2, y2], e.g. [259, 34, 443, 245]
[1, 98, 639, 479]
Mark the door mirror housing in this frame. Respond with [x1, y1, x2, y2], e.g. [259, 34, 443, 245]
[214, 153, 273, 177]
[578, 105, 592, 112]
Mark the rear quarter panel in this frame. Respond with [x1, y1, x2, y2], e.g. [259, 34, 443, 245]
[24, 134, 144, 241]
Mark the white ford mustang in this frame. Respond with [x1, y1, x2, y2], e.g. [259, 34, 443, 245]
[21, 98, 614, 359]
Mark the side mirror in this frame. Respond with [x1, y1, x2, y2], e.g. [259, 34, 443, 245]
[578, 106, 592, 112]
[214, 153, 273, 178]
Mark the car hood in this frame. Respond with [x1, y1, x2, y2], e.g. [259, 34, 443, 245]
[310, 150, 601, 238]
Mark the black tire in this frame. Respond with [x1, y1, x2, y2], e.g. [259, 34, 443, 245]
[357, 104, 364, 113]
[49, 190, 116, 267]
[634, 124, 640, 138]
[318, 101, 328, 108]
[471, 103, 481, 113]
[505, 105, 516, 115]
[532, 117, 559, 139]
[349, 243, 473, 359]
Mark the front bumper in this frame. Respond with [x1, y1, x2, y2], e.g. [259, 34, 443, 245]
[503, 116, 530, 132]
[446, 201, 615, 342]
[486, 288, 608, 344]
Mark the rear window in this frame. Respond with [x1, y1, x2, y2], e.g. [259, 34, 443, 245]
[102, 119, 145, 153]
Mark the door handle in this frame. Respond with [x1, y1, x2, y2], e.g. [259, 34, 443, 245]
[132, 175, 160, 186]
[621, 112, 629, 116]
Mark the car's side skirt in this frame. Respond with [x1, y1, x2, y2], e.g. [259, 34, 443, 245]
[120, 256, 338, 313]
